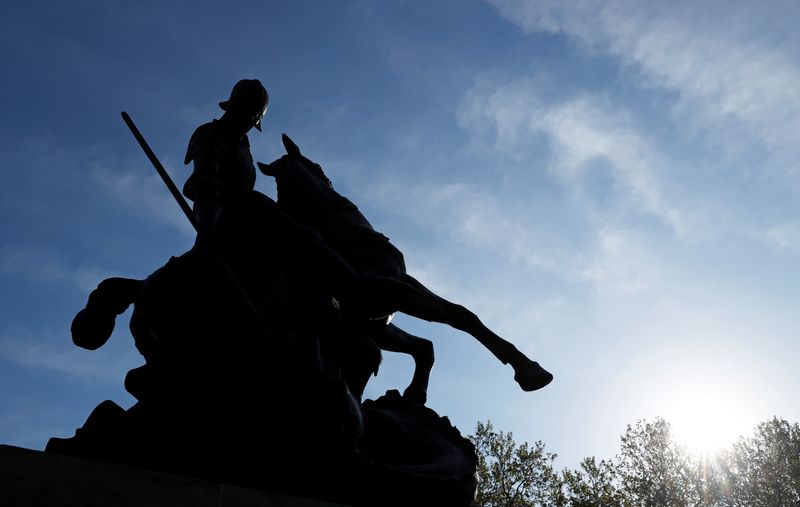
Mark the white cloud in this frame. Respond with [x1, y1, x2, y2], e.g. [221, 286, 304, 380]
[363, 173, 679, 322]
[367, 178, 578, 278]
[0, 326, 140, 387]
[458, 80, 692, 235]
[485, 0, 800, 183]
[178, 100, 220, 129]
[456, 77, 545, 158]
[580, 227, 668, 298]
[90, 163, 195, 237]
[763, 220, 800, 252]
[539, 96, 685, 231]
[0, 247, 114, 292]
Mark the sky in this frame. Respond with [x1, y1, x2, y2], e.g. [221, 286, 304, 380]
[1, 0, 799, 469]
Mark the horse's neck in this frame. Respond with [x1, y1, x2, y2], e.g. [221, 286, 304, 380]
[318, 196, 375, 232]
[276, 169, 378, 233]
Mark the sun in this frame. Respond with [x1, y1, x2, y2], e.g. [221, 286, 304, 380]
[666, 387, 749, 456]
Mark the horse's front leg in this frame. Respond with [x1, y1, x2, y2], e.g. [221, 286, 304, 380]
[376, 273, 553, 392]
[374, 324, 434, 405]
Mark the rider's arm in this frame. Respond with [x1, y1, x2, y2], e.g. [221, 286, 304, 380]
[189, 158, 223, 248]
[184, 124, 224, 249]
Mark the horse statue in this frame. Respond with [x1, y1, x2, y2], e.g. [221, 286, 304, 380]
[56, 224, 480, 505]
[258, 134, 553, 403]
[47, 132, 551, 505]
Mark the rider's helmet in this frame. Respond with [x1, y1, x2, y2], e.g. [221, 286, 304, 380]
[219, 79, 269, 131]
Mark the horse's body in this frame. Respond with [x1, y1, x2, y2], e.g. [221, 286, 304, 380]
[259, 142, 440, 403]
[259, 135, 553, 399]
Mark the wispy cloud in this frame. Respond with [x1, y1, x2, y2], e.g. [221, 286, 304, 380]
[486, 0, 800, 184]
[367, 179, 577, 277]
[90, 163, 195, 237]
[0, 247, 114, 292]
[537, 96, 684, 232]
[580, 226, 671, 299]
[457, 80, 692, 235]
[178, 100, 221, 129]
[0, 325, 140, 387]
[763, 219, 800, 252]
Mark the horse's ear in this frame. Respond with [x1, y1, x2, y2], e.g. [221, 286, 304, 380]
[282, 133, 302, 157]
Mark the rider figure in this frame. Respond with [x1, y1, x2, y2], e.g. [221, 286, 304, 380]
[183, 79, 268, 249]
[181, 79, 363, 308]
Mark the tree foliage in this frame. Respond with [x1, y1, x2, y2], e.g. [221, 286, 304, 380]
[718, 417, 800, 506]
[560, 456, 624, 506]
[471, 421, 560, 507]
[617, 418, 697, 506]
[469, 417, 800, 507]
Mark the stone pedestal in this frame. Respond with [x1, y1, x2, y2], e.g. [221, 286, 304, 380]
[0, 445, 346, 507]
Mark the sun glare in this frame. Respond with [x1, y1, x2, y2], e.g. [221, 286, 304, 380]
[667, 388, 749, 456]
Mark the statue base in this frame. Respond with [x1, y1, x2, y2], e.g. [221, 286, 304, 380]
[0, 444, 348, 506]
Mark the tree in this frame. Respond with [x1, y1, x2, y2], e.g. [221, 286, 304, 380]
[719, 417, 800, 506]
[470, 417, 800, 507]
[560, 456, 625, 506]
[616, 418, 697, 506]
[470, 420, 561, 507]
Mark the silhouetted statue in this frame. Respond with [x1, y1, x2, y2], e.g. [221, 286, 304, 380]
[181, 80, 551, 400]
[46, 78, 550, 506]
[260, 134, 553, 398]
[56, 241, 479, 506]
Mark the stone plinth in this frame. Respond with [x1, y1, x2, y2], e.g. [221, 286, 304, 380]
[0, 445, 346, 507]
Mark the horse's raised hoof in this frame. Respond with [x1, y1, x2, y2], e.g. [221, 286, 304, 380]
[71, 308, 116, 350]
[513, 359, 553, 391]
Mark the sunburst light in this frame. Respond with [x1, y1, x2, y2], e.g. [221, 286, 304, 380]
[666, 383, 750, 456]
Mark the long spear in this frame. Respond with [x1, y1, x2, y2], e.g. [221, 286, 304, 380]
[120, 111, 277, 348]
[121, 112, 197, 230]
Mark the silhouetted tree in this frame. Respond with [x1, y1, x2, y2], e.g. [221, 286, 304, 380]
[470, 417, 800, 507]
[560, 456, 624, 506]
[717, 417, 800, 506]
[470, 421, 561, 506]
[616, 418, 697, 506]
[685, 456, 725, 506]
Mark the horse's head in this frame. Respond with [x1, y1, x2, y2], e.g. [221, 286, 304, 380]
[258, 134, 333, 189]
[258, 134, 339, 223]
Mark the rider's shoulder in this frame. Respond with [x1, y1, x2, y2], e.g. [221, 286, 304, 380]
[189, 120, 221, 141]
[184, 121, 224, 165]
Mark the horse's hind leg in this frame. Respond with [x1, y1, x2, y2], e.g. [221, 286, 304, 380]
[72, 277, 143, 350]
[374, 324, 434, 405]
[388, 273, 552, 392]
[338, 328, 383, 403]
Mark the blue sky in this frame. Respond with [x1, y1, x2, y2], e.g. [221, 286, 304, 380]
[2, 0, 800, 468]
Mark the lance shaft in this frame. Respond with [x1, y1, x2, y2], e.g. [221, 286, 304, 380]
[121, 112, 197, 230]
[121, 111, 277, 348]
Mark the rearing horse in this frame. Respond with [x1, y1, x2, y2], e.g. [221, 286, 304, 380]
[258, 135, 553, 402]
